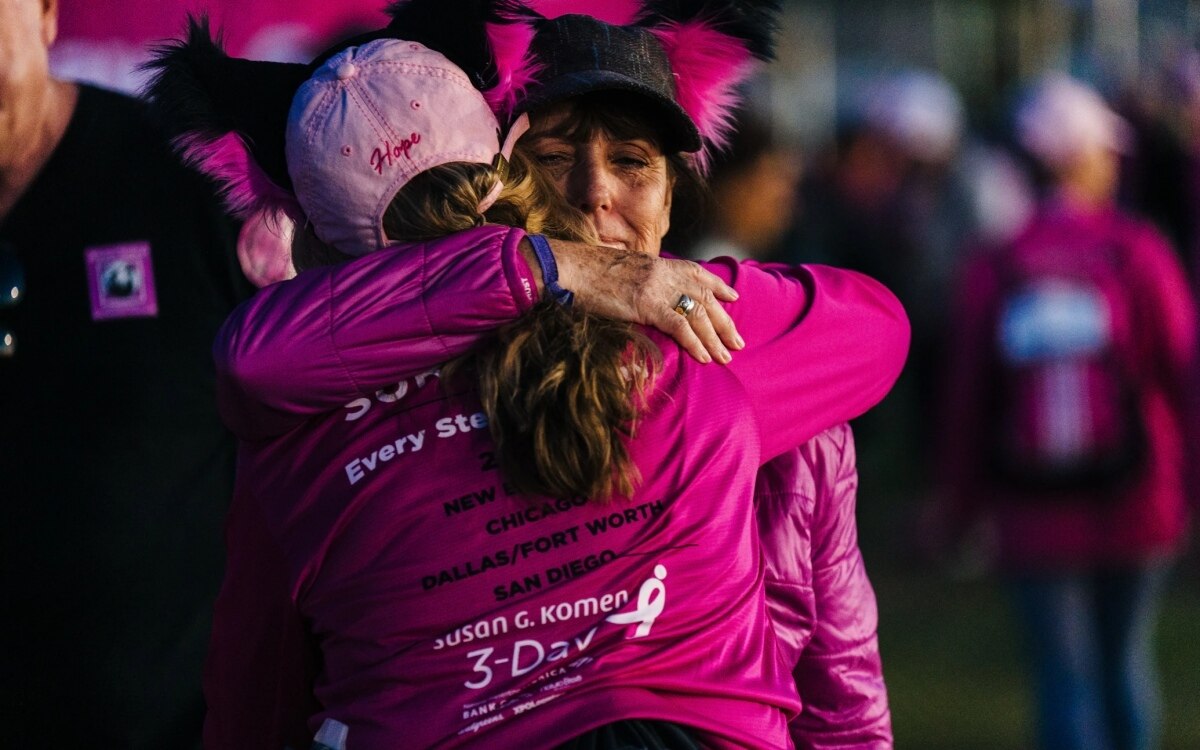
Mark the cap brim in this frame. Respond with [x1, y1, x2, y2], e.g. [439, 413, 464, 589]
[518, 70, 703, 154]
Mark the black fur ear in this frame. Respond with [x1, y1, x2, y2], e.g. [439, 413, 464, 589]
[487, 0, 546, 23]
[141, 15, 309, 189]
[310, 1, 545, 94]
[381, 0, 499, 89]
[634, 0, 781, 61]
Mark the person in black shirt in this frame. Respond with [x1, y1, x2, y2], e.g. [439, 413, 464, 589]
[0, 1, 252, 745]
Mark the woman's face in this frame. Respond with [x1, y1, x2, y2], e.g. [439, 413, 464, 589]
[523, 103, 674, 256]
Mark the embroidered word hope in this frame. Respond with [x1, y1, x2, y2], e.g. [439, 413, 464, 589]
[370, 133, 422, 174]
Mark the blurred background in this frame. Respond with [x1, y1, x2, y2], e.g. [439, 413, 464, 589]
[52, 1, 1200, 747]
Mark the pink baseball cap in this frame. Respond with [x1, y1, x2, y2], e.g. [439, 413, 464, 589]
[286, 38, 521, 257]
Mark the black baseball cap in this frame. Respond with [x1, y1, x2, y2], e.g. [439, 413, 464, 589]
[518, 14, 703, 154]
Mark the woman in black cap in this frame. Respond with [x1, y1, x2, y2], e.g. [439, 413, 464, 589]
[494, 7, 896, 747]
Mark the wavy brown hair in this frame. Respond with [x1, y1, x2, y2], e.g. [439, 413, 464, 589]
[467, 300, 658, 500]
[293, 150, 659, 501]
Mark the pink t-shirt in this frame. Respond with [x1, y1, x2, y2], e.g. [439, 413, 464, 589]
[206, 226, 909, 749]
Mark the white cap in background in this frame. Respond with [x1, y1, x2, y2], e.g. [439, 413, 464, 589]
[862, 69, 965, 164]
[1014, 74, 1133, 170]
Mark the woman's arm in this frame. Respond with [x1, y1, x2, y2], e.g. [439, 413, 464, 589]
[216, 226, 741, 440]
[1129, 223, 1197, 412]
[709, 259, 911, 459]
[217, 247, 907, 449]
[216, 225, 532, 439]
[553, 240, 743, 364]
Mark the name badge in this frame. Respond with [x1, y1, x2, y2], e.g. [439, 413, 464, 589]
[85, 241, 158, 320]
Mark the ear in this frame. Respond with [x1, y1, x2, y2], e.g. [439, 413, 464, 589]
[41, 0, 59, 48]
[658, 178, 673, 244]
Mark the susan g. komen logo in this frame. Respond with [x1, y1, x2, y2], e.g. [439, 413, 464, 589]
[605, 563, 667, 638]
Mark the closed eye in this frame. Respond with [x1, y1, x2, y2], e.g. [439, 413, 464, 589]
[534, 152, 572, 167]
[611, 143, 657, 170]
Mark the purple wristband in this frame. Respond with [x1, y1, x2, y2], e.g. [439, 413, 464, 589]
[528, 234, 574, 307]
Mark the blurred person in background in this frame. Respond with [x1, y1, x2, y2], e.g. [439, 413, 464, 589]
[932, 74, 1196, 750]
[789, 70, 969, 312]
[0, 0, 253, 745]
[785, 69, 972, 504]
[685, 109, 802, 262]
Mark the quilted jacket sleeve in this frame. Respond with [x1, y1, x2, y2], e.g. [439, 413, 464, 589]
[789, 425, 893, 749]
[214, 225, 537, 440]
[216, 235, 908, 452]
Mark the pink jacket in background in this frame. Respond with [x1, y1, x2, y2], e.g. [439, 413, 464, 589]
[940, 200, 1196, 570]
[207, 225, 908, 749]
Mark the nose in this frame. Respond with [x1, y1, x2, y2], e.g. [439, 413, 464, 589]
[566, 152, 614, 215]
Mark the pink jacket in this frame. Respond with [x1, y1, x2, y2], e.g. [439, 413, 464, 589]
[207, 225, 908, 749]
[940, 200, 1196, 569]
[758, 430, 893, 748]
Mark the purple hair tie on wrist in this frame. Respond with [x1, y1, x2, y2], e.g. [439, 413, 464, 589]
[527, 234, 574, 307]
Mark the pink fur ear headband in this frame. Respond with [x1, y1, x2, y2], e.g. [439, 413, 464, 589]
[143, 0, 781, 232]
[477, 0, 781, 172]
[644, 17, 757, 172]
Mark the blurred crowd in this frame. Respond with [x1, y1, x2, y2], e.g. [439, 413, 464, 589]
[687, 54, 1200, 750]
[687, 56, 1200, 508]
